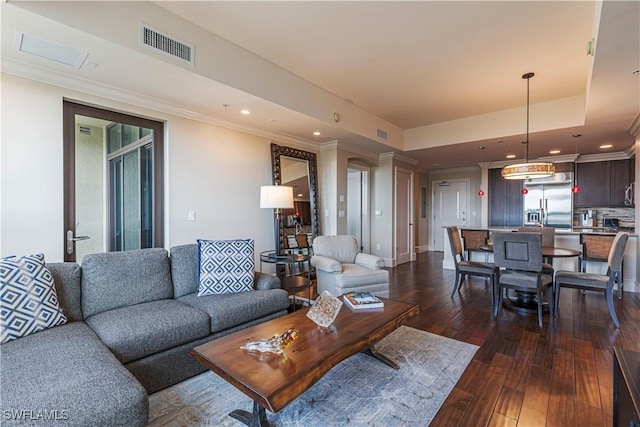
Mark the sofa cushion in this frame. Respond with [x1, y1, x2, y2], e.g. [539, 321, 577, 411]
[170, 244, 200, 298]
[47, 262, 83, 322]
[178, 289, 289, 334]
[1, 253, 67, 343]
[0, 321, 148, 426]
[197, 239, 255, 296]
[171, 244, 282, 298]
[85, 299, 210, 364]
[335, 264, 389, 289]
[81, 248, 173, 319]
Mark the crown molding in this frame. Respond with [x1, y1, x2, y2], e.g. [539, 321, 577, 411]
[377, 152, 419, 165]
[624, 144, 636, 157]
[577, 152, 632, 163]
[629, 112, 640, 136]
[319, 140, 339, 151]
[1, 57, 317, 149]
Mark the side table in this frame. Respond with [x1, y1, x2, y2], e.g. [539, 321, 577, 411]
[260, 251, 312, 311]
[614, 347, 640, 427]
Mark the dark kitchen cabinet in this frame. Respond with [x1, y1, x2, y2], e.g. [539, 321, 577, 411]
[488, 168, 523, 227]
[576, 162, 610, 206]
[611, 160, 630, 206]
[575, 159, 631, 207]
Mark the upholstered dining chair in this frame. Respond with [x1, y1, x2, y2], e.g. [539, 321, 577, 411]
[553, 232, 628, 328]
[460, 228, 490, 262]
[446, 226, 497, 301]
[579, 233, 623, 298]
[492, 231, 554, 327]
[517, 226, 555, 276]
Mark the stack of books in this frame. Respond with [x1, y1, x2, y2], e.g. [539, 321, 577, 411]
[343, 292, 384, 310]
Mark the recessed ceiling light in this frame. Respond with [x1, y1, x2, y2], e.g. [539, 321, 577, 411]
[506, 154, 516, 159]
[600, 144, 613, 149]
[549, 150, 561, 154]
[240, 109, 250, 115]
[313, 131, 321, 136]
[297, 193, 303, 197]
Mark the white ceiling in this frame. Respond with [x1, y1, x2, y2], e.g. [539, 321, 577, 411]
[2, 1, 638, 170]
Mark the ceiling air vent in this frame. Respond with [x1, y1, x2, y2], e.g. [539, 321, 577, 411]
[140, 23, 193, 65]
[376, 128, 388, 141]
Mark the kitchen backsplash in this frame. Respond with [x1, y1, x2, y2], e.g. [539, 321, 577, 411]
[573, 207, 635, 229]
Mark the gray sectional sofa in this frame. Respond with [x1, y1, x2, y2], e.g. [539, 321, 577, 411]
[1, 244, 290, 426]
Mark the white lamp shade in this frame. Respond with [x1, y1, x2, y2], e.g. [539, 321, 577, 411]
[260, 185, 294, 209]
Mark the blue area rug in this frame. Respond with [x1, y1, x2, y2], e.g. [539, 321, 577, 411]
[147, 326, 478, 426]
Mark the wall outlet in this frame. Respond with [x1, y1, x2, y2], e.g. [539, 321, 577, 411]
[376, 244, 381, 250]
[339, 194, 344, 202]
[338, 210, 345, 218]
[375, 210, 382, 216]
[188, 211, 196, 221]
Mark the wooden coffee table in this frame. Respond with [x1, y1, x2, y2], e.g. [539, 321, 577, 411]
[190, 297, 419, 427]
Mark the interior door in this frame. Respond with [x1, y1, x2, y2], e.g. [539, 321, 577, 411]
[432, 180, 469, 251]
[395, 168, 414, 264]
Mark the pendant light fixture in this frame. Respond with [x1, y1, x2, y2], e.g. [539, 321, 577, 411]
[501, 72, 556, 180]
[571, 134, 581, 193]
[478, 146, 485, 196]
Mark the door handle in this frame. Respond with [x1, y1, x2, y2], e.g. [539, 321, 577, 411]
[66, 229, 90, 255]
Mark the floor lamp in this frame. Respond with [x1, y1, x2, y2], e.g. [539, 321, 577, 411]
[260, 185, 294, 256]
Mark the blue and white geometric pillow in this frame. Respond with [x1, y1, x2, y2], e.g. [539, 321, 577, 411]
[1, 253, 67, 344]
[197, 239, 255, 296]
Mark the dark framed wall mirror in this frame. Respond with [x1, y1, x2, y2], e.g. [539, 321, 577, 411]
[270, 143, 320, 253]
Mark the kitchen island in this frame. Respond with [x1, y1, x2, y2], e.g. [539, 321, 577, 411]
[442, 227, 638, 294]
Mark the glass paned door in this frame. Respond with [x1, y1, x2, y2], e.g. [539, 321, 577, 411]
[63, 101, 164, 262]
[108, 140, 153, 252]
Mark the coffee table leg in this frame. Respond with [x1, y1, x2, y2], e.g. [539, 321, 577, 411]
[363, 346, 400, 370]
[229, 401, 272, 427]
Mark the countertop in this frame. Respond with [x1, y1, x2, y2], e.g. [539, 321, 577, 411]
[486, 227, 637, 236]
[556, 227, 636, 236]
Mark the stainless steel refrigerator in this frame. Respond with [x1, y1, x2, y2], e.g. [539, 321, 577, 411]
[522, 173, 573, 229]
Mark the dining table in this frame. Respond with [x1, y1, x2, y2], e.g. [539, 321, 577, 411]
[479, 243, 582, 314]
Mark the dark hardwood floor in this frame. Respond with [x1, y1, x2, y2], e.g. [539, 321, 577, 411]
[386, 251, 640, 427]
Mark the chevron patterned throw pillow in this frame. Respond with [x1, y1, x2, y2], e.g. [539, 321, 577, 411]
[1, 253, 67, 344]
[197, 239, 255, 296]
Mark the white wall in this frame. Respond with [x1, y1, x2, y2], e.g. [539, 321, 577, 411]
[0, 73, 281, 264]
[1, 73, 64, 258]
[371, 157, 393, 261]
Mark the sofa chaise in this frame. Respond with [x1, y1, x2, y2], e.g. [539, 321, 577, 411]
[1, 244, 290, 426]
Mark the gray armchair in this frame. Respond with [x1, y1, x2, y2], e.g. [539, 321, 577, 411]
[310, 235, 389, 298]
